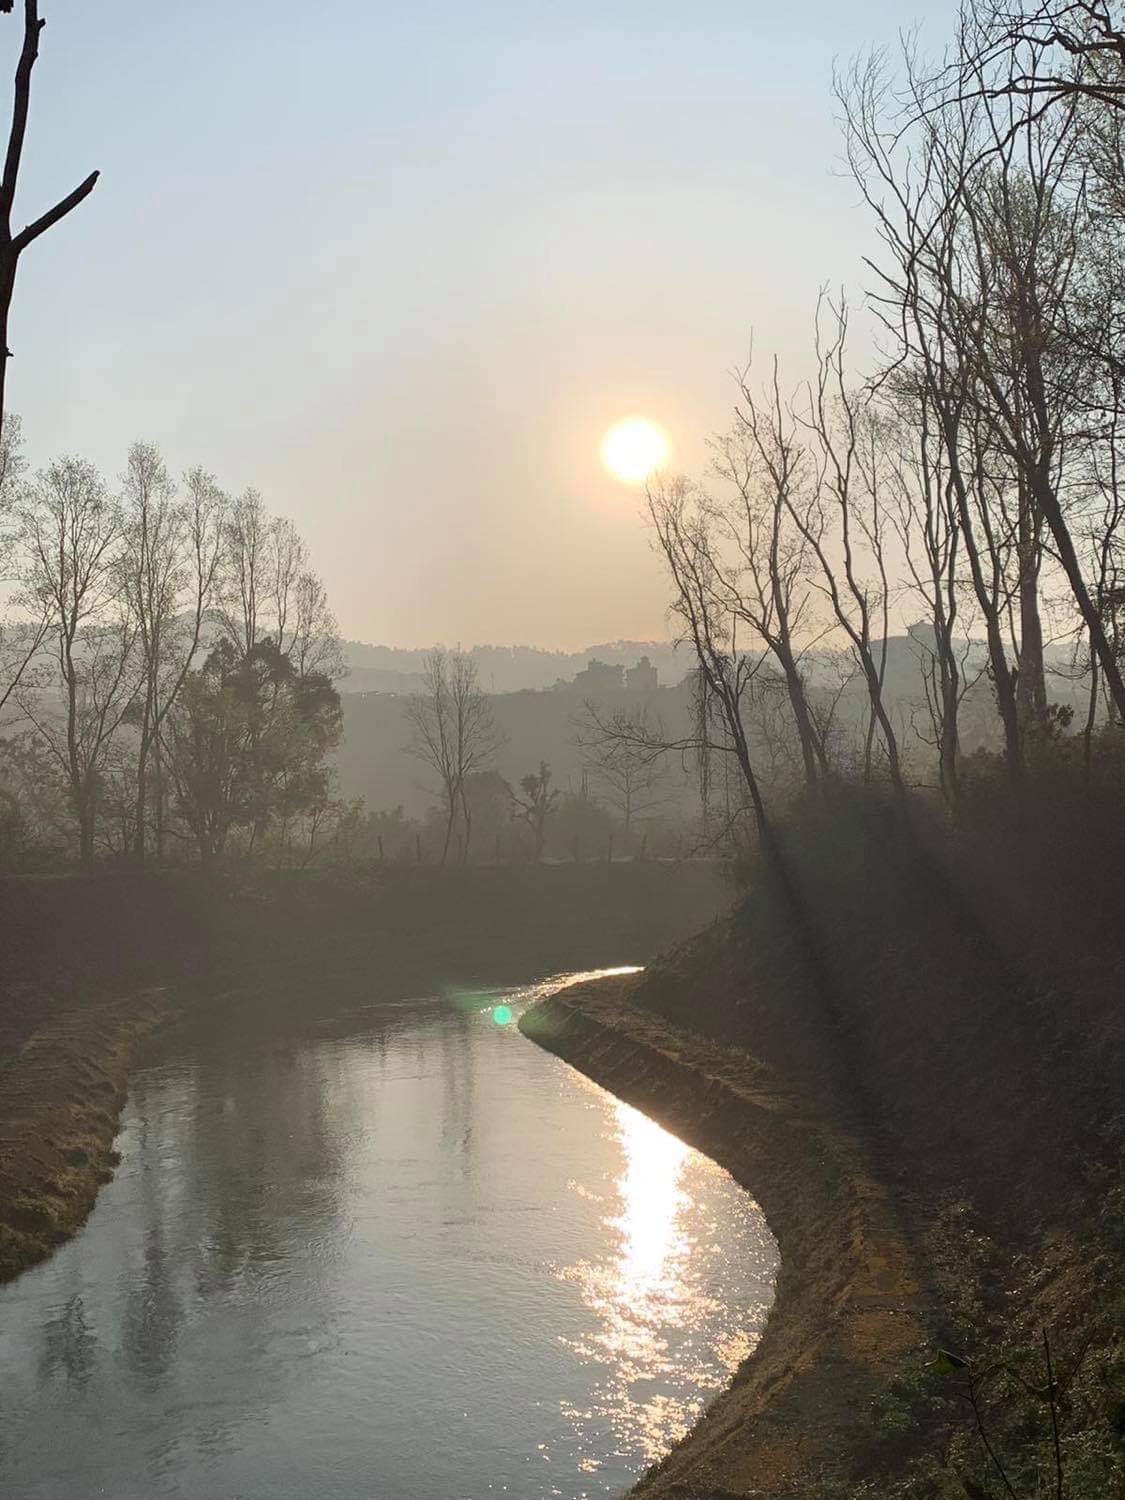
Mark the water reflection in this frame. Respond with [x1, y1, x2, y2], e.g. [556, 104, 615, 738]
[613, 1102, 690, 1315]
[561, 1096, 768, 1472]
[37, 1294, 96, 1388]
[0, 971, 777, 1500]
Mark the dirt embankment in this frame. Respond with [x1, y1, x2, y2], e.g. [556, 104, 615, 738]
[0, 861, 728, 1284]
[0, 983, 168, 1282]
[521, 975, 928, 1498]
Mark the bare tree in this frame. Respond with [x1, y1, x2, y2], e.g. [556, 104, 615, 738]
[881, 382, 967, 801]
[217, 489, 272, 657]
[956, 1, 1125, 119]
[217, 490, 341, 682]
[119, 447, 226, 859]
[0, 410, 46, 711]
[783, 298, 905, 792]
[0, 2, 99, 431]
[710, 366, 829, 788]
[404, 649, 503, 864]
[647, 476, 771, 841]
[17, 458, 135, 859]
[576, 704, 671, 847]
[288, 567, 345, 682]
[860, 28, 1125, 726]
[840, 52, 1078, 781]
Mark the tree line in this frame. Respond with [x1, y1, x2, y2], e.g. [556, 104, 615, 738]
[400, 646, 679, 866]
[0, 427, 344, 864]
[638, 0, 1125, 842]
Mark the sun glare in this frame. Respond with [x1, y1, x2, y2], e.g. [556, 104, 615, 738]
[600, 418, 670, 485]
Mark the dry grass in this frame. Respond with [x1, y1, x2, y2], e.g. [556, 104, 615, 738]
[0, 985, 168, 1281]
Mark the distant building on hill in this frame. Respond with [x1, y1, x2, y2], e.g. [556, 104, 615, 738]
[625, 655, 658, 692]
[570, 658, 624, 694]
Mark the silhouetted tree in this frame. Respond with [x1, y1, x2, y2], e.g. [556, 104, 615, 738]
[511, 760, 559, 860]
[16, 458, 136, 860]
[0, 1, 99, 431]
[713, 371, 828, 788]
[404, 649, 503, 864]
[647, 476, 771, 841]
[0, 412, 46, 712]
[166, 639, 341, 864]
[577, 706, 670, 846]
[119, 447, 226, 859]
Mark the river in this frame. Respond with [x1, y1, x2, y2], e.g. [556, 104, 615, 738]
[0, 968, 777, 1499]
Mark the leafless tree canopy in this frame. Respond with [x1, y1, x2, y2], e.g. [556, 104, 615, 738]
[404, 648, 504, 865]
[627, 4, 1125, 843]
[0, 437, 344, 863]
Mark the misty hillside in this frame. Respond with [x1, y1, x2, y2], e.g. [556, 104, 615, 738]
[333, 632, 1093, 818]
[337, 639, 694, 695]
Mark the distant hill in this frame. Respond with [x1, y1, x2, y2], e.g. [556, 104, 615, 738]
[332, 632, 1095, 818]
[338, 640, 692, 695]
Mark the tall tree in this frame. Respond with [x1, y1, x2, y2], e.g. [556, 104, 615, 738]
[0, 411, 46, 712]
[788, 298, 905, 792]
[404, 649, 503, 864]
[715, 366, 829, 788]
[577, 707, 670, 846]
[647, 476, 772, 842]
[17, 458, 135, 859]
[119, 447, 226, 860]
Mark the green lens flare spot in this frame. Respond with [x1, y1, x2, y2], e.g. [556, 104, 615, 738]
[492, 1004, 514, 1026]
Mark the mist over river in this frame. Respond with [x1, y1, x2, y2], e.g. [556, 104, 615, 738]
[0, 970, 777, 1499]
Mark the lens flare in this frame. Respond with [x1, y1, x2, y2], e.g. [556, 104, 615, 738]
[492, 1004, 514, 1026]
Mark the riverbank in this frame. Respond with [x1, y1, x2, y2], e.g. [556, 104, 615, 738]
[519, 974, 928, 1496]
[521, 793, 1125, 1497]
[0, 984, 169, 1281]
[0, 860, 728, 1285]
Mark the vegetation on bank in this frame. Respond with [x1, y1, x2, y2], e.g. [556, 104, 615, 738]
[0, 984, 166, 1282]
[624, 781, 1125, 1500]
[829, 1192, 1125, 1500]
[573, 13, 1125, 1481]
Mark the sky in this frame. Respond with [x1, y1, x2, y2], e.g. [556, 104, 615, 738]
[4, 0, 957, 650]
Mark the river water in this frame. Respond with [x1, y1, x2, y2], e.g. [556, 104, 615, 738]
[0, 969, 777, 1499]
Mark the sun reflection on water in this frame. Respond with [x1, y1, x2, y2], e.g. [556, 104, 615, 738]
[557, 1094, 765, 1479]
[610, 1103, 690, 1322]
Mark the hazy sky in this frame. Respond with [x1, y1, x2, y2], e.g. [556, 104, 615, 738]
[6, 1, 956, 649]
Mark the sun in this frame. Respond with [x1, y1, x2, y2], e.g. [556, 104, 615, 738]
[600, 417, 670, 485]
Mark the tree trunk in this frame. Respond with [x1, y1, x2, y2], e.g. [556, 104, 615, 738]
[778, 653, 824, 786]
[460, 786, 472, 865]
[440, 791, 455, 866]
[1028, 463, 1125, 723]
[1016, 479, 1047, 734]
[77, 794, 94, 863]
[938, 656, 961, 806]
[153, 737, 165, 860]
[858, 654, 904, 794]
[133, 729, 150, 862]
[1082, 654, 1099, 779]
[0, 251, 14, 436]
